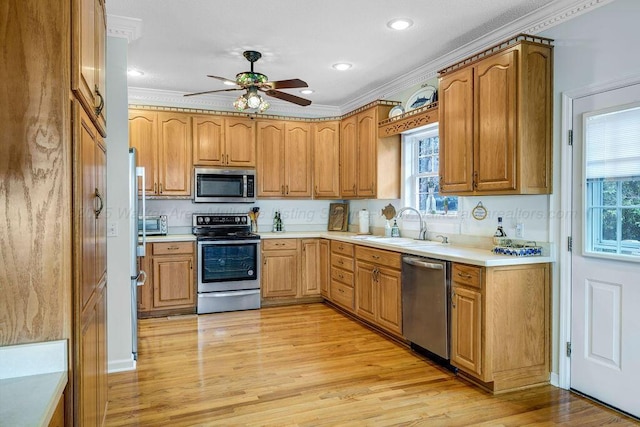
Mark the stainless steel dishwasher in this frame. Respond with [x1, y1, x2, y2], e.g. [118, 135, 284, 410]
[402, 256, 451, 361]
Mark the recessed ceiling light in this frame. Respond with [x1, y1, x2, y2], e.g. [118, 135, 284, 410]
[223, 80, 236, 86]
[127, 69, 144, 77]
[387, 18, 413, 31]
[332, 63, 352, 71]
[300, 89, 314, 95]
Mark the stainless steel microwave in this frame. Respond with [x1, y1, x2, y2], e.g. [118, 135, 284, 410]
[138, 215, 168, 236]
[193, 168, 256, 203]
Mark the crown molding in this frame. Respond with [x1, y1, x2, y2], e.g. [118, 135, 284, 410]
[127, 87, 341, 118]
[341, 0, 614, 113]
[107, 15, 143, 43]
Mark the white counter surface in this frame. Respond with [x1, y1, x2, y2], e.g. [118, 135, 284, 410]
[0, 340, 68, 427]
[259, 231, 553, 267]
[143, 234, 196, 242]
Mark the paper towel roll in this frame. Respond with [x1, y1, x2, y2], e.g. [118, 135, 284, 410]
[358, 209, 369, 234]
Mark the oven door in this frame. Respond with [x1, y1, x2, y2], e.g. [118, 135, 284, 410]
[197, 240, 260, 292]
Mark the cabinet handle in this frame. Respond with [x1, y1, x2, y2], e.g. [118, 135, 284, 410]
[457, 272, 473, 279]
[159, 183, 163, 194]
[473, 171, 478, 190]
[226, 154, 229, 164]
[352, 184, 356, 193]
[338, 274, 343, 279]
[94, 86, 104, 116]
[451, 290, 456, 308]
[190, 260, 193, 270]
[94, 187, 104, 217]
[167, 246, 179, 250]
[338, 260, 343, 265]
[286, 185, 289, 195]
[264, 259, 267, 265]
[371, 255, 380, 260]
[154, 183, 157, 194]
[315, 185, 318, 196]
[281, 184, 285, 195]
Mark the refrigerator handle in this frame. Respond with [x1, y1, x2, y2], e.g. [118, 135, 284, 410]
[137, 166, 146, 257]
[136, 270, 147, 287]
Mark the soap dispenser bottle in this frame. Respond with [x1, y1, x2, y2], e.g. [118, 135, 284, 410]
[391, 220, 400, 237]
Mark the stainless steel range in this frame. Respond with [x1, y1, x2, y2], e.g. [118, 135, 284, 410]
[193, 213, 261, 314]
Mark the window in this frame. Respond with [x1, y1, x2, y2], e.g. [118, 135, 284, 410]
[404, 125, 457, 214]
[584, 103, 640, 258]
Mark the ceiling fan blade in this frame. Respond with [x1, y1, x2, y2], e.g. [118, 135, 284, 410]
[263, 89, 311, 106]
[183, 88, 242, 97]
[267, 79, 308, 89]
[206, 75, 236, 85]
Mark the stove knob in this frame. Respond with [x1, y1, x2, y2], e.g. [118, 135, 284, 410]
[204, 217, 210, 223]
[197, 217, 203, 224]
[235, 217, 240, 223]
[240, 217, 247, 224]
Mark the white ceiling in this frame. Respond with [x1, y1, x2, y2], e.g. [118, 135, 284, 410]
[106, 0, 603, 116]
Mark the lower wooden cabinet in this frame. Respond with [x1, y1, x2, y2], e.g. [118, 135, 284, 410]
[261, 238, 323, 304]
[450, 262, 550, 393]
[354, 246, 402, 336]
[319, 239, 330, 298]
[328, 241, 355, 311]
[138, 242, 196, 317]
[48, 392, 65, 427]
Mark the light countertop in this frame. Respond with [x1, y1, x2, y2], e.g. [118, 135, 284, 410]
[0, 340, 68, 427]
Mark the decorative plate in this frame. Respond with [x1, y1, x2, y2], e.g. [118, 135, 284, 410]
[405, 85, 437, 111]
[388, 105, 404, 118]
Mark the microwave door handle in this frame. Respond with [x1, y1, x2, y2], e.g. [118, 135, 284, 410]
[137, 166, 146, 257]
[243, 175, 248, 198]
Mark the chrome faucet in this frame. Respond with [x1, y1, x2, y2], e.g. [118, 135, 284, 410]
[396, 207, 428, 240]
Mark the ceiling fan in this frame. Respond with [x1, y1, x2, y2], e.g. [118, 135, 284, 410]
[184, 50, 311, 112]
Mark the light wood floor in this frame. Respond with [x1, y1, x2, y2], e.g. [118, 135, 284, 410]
[106, 303, 637, 426]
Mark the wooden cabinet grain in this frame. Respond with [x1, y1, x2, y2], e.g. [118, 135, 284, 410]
[319, 239, 330, 298]
[450, 262, 550, 393]
[340, 105, 400, 199]
[328, 241, 355, 311]
[138, 242, 196, 317]
[301, 239, 321, 297]
[439, 38, 553, 195]
[257, 121, 312, 197]
[261, 239, 300, 299]
[312, 121, 341, 198]
[192, 115, 256, 167]
[129, 110, 192, 197]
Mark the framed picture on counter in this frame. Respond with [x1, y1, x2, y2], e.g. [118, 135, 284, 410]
[328, 203, 349, 231]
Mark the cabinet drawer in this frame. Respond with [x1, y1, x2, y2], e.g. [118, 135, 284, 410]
[331, 253, 354, 271]
[263, 239, 298, 250]
[152, 242, 194, 255]
[452, 263, 483, 289]
[355, 246, 401, 269]
[330, 280, 354, 310]
[331, 240, 354, 257]
[330, 267, 353, 286]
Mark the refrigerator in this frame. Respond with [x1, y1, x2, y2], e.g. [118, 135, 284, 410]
[129, 148, 147, 360]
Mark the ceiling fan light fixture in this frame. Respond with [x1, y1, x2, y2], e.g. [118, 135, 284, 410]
[332, 63, 352, 71]
[387, 18, 413, 31]
[246, 91, 262, 109]
[237, 72, 268, 86]
[233, 95, 248, 111]
[300, 89, 314, 95]
[258, 99, 270, 113]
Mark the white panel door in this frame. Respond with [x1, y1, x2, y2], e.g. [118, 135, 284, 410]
[571, 84, 640, 418]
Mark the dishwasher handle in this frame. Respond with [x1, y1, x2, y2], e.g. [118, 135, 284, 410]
[402, 257, 444, 270]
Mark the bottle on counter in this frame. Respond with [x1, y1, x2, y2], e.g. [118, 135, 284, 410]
[493, 216, 506, 245]
[272, 210, 284, 232]
[384, 219, 392, 237]
[391, 219, 400, 237]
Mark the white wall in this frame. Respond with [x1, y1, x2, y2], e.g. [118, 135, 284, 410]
[105, 36, 135, 372]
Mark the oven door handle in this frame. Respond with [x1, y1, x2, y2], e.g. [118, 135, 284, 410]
[198, 239, 261, 245]
[199, 290, 259, 298]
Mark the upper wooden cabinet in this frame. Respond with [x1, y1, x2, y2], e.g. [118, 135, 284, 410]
[439, 37, 553, 195]
[312, 121, 341, 199]
[129, 109, 192, 197]
[192, 116, 256, 167]
[72, 0, 107, 135]
[340, 105, 401, 199]
[256, 120, 312, 198]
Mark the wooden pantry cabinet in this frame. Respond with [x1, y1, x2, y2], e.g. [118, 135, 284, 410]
[72, 0, 107, 135]
[340, 105, 401, 199]
[439, 36, 553, 195]
[129, 110, 192, 197]
[261, 239, 322, 305]
[138, 242, 196, 317]
[354, 246, 402, 336]
[257, 121, 312, 198]
[450, 262, 550, 393]
[192, 115, 256, 167]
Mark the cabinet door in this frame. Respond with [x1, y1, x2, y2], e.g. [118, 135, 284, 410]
[451, 285, 483, 377]
[355, 261, 376, 323]
[94, 0, 106, 132]
[312, 121, 340, 198]
[319, 240, 330, 298]
[439, 67, 474, 193]
[129, 110, 158, 194]
[257, 121, 285, 197]
[225, 117, 256, 167]
[340, 116, 358, 197]
[284, 122, 312, 197]
[157, 112, 192, 196]
[356, 108, 377, 197]
[152, 255, 194, 308]
[72, 0, 96, 118]
[192, 115, 225, 166]
[80, 303, 98, 427]
[474, 49, 517, 192]
[262, 250, 299, 298]
[301, 239, 320, 296]
[96, 284, 107, 426]
[376, 266, 402, 335]
[95, 140, 106, 287]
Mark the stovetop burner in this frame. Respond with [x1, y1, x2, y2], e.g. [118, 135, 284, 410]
[192, 213, 260, 241]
